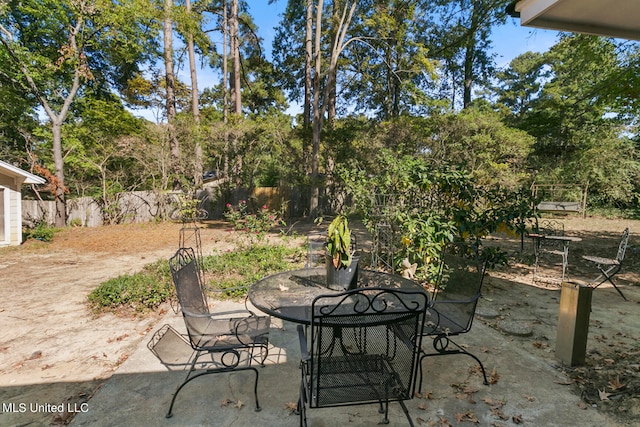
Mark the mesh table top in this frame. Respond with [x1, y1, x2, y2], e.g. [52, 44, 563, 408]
[248, 267, 426, 325]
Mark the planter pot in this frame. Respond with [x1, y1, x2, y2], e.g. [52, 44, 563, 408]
[325, 254, 360, 291]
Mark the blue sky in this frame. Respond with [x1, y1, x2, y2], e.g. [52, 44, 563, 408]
[156, 1, 563, 121]
[247, 0, 562, 66]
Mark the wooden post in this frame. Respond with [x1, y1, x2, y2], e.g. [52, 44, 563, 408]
[556, 282, 593, 366]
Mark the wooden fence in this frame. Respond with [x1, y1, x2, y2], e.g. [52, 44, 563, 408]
[22, 187, 308, 227]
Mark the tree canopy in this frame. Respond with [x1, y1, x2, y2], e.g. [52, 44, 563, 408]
[1, 0, 639, 225]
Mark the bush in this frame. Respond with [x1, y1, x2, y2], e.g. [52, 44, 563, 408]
[87, 244, 304, 313]
[88, 260, 172, 313]
[23, 220, 58, 242]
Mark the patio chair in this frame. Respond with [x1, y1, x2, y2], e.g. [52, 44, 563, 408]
[297, 287, 428, 426]
[582, 227, 630, 300]
[533, 219, 568, 283]
[164, 247, 270, 418]
[416, 245, 489, 393]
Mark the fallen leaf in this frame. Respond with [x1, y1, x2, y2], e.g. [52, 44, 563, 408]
[221, 398, 233, 407]
[278, 283, 289, 292]
[598, 389, 612, 401]
[512, 414, 524, 424]
[284, 402, 297, 414]
[608, 376, 626, 390]
[489, 405, 509, 420]
[523, 394, 535, 402]
[455, 411, 479, 423]
[234, 400, 244, 409]
[416, 390, 433, 399]
[489, 368, 500, 385]
[417, 402, 427, 410]
[482, 398, 505, 407]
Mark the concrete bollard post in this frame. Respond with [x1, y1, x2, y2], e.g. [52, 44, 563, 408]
[556, 282, 593, 366]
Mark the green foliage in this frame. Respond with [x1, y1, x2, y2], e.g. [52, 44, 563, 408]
[23, 220, 58, 242]
[88, 260, 172, 313]
[223, 200, 286, 245]
[325, 214, 353, 269]
[201, 245, 304, 299]
[340, 151, 536, 280]
[87, 244, 303, 313]
[494, 35, 640, 208]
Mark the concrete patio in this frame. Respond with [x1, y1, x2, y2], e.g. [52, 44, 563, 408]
[70, 298, 624, 427]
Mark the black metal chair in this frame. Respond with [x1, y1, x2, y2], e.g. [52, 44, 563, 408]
[533, 219, 567, 283]
[582, 227, 631, 300]
[164, 247, 270, 418]
[416, 245, 489, 393]
[297, 288, 428, 427]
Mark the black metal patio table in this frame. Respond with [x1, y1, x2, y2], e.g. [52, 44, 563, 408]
[248, 267, 428, 325]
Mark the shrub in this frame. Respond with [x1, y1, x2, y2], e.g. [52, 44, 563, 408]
[88, 244, 304, 313]
[88, 260, 172, 313]
[224, 200, 285, 245]
[23, 220, 58, 242]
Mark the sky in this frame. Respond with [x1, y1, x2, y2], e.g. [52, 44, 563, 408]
[145, 0, 563, 121]
[246, 0, 561, 66]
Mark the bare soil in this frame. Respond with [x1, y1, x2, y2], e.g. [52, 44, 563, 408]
[0, 216, 638, 426]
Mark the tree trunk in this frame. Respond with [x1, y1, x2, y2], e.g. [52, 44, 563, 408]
[51, 120, 66, 227]
[164, 0, 180, 190]
[463, 1, 480, 109]
[309, 0, 356, 218]
[230, 0, 241, 115]
[222, 0, 229, 179]
[185, 0, 202, 189]
[303, 0, 313, 175]
[309, 0, 325, 219]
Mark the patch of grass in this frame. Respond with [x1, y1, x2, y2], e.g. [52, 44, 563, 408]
[23, 221, 60, 242]
[203, 244, 305, 299]
[587, 207, 640, 220]
[88, 243, 305, 313]
[88, 260, 172, 314]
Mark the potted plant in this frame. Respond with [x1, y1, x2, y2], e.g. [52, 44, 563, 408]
[325, 214, 360, 290]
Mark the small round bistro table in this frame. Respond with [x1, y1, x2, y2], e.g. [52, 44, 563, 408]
[248, 267, 427, 325]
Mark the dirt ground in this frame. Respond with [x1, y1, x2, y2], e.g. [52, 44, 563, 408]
[0, 216, 638, 426]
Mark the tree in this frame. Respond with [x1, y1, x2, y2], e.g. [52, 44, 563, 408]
[0, 0, 157, 225]
[423, 0, 507, 109]
[496, 34, 640, 207]
[309, 0, 357, 217]
[341, 0, 435, 118]
[493, 51, 548, 121]
[184, 0, 203, 188]
[163, 0, 182, 190]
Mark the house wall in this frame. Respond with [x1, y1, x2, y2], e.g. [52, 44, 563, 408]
[0, 173, 21, 246]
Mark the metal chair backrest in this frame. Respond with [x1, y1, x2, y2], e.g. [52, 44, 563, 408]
[616, 228, 631, 263]
[169, 247, 209, 315]
[428, 246, 487, 335]
[308, 288, 427, 408]
[169, 247, 223, 349]
[538, 219, 565, 250]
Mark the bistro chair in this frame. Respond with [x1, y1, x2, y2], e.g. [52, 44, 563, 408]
[416, 245, 489, 394]
[163, 247, 270, 418]
[297, 287, 428, 427]
[582, 227, 630, 300]
[532, 219, 568, 283]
